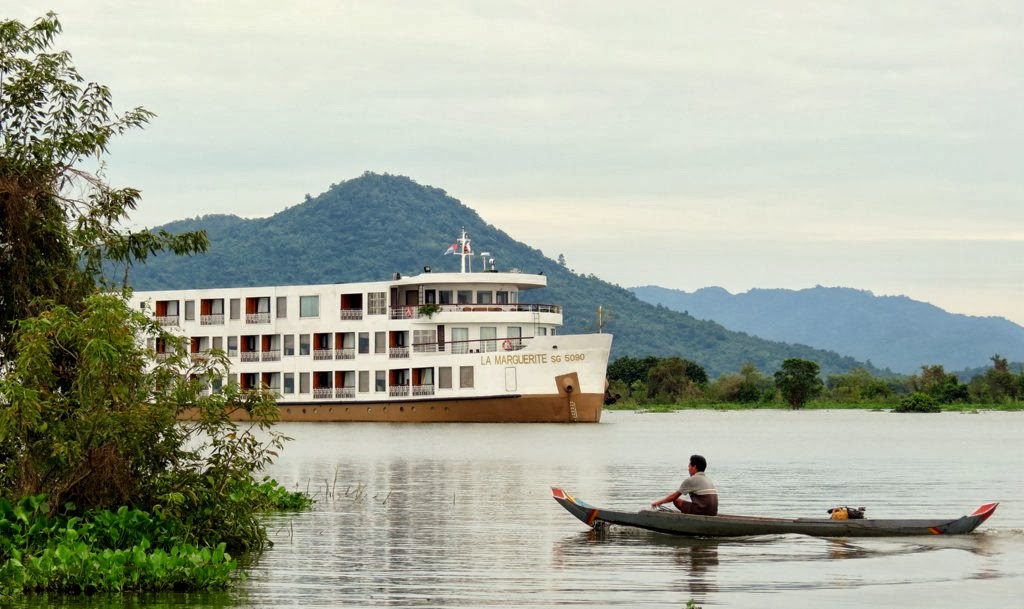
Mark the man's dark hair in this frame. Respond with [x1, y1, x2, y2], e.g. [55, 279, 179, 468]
[689, 454, 708, 472]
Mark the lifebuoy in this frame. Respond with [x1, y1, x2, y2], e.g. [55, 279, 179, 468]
[501, 339, 513, 351]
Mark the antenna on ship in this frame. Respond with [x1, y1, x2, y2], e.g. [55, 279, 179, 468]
[458, 226, 472, 273]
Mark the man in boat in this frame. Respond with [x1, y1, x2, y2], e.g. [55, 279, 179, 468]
[650, 454, 719, 516]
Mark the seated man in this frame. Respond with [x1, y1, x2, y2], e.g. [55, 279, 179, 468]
[650, 454, 718, 516]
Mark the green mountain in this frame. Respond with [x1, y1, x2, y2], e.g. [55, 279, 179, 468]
[125, 172, 869, 378]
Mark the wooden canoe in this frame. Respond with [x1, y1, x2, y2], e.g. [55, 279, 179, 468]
[551, 487, 998, 538]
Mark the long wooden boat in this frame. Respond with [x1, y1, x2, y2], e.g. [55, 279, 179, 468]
[129, 228, 612, 423]
[551, 487, 998, 537]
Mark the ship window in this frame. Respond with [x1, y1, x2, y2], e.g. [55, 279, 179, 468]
[439, 367, 452, 389]
[456, 290, 472, 304]
[213, 336, 223, 350]
[496, 291, 509, 304]
[451, 327, 469, 354]
[359, 371, 369, 392]
[299, 334, 310, 356]
[299, 295, 319, 318]
[284, 334, 295, 356]
[276, 296, 287, 318]
[283, 373, 295, 394]
[299, 373, 310, 393]
[481, 327, 496, 352]
[184, 300, 195, 320]
[459, 366, 474, 389]
[368, 292, 387, 315]
[230, 299, 240, 320]
[438, 290, 453, 305]
[477, 291, 493, 304]
[359, 332, 370, 354]
[375, 332, 386, 354]
[413, 330, 437, 352]
[375, 371, 386, 392]
[227, 336, 238, 357]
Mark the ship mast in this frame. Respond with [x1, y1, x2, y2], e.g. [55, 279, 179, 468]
[458, 226, 472, 273]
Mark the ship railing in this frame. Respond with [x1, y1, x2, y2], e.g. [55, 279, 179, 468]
[245, 312, 271, 324]
[389, 346, 410, 359]
[156, 315, 179, 326]
[336, 348, 355, 359]
[387, 304, 561, 319]
[261, 349, 281, 362]
[335, 386, 356, 399]
[441, 337, 529, 355]
[312, 387, 333, 400]
[412, 384, 435, 396]
[313, 348, 334, 360]
[389, 385, 410, 397]
[200, 314, 224, 325]
[240, 351, 260, 362]
[190, 351, 210, 362]
[154, 351, 173, 361]
[340, 309, 363, 321]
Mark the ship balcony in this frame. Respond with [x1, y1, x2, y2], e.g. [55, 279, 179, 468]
[154, 351, 173, 361]
[313, 348, 334, 360]
[240, 351, 260, 362]
[200, 314, 224, 325]
[156, 315, 179, 326]
[335, 386, 356, 399]
[245, 312, 271, 324]
[389, 385, 410, 397]
[388, 346, 410, 358]
[390, 303, 561, 320]
[412, 384, 435, 397]
[335, 348, 355, 360]
[340, 309, 363, 321]
[190, 351, 210, 362]
[261, 349, 281, 362]
[312, 387, 333, 399]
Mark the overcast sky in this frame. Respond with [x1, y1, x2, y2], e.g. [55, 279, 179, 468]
[13, 2, 1024, 324]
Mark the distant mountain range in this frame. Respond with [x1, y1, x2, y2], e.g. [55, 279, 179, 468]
[630, 285, 1024, 374]
[123, 172, 868, 378]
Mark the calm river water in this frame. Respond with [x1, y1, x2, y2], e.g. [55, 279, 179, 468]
[23, 410, 1024, 608]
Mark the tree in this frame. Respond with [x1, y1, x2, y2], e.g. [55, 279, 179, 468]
[647, 356, 707, 403]
[774, 358, 823, 409]
[910, 364, 968, 404]
[0, 12, 208, 363]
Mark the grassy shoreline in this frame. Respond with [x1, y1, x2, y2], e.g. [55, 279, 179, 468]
[606, 400, 1024, 412]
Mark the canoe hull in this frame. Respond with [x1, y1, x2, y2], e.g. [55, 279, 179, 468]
[551, 488, 998, 538]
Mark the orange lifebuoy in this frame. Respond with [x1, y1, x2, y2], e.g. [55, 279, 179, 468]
[501, 339, 513, 351]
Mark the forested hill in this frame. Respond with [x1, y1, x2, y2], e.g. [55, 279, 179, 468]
[125, 172, 869, 378]
[630, 285, 1024, 374]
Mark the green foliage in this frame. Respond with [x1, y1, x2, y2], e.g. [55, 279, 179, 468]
[895, 392, 940, 413]
[774, 358, 824, 409]
[827, 367, 894, 402]
[647, 357, 707, 403]
[910, 364, 968, 404]
[417, 303, 442, 318]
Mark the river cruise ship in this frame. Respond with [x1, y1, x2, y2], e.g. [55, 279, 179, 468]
[129, 230, 612, 422]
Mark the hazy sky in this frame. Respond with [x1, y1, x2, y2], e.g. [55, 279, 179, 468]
[13, 2, 1024, 324]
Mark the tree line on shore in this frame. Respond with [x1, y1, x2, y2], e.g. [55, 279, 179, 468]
[607, 354, 1024, 412]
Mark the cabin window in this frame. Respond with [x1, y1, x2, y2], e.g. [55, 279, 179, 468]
[374, 332, 386, 354]
[230, 299, 240, 320]
[299, 373, 310, 394]
[477, 291, 493, 304]
[375, 370, 386, 392]
[358, 371, 369, 393]
[368, 292, 387, 315]
[299, 295, 320, 318]
[496, 291, 509, 304]
[284, 334, 295, 356]
[480, 327, 497, 352]
[213, 336, 223, 350]
[211, 376, 223, 394]
[227, 336, 238, 357]
[413, 329, 437, 353]
[299, 334, 310, 356]
[276, 296, 287, 318]
[359, 332, 370, 354]
[184, 300, 195, 320]
[456, 290, 472, 304]
[438, 367, 452, 389]
[451, 327, 469, 354]
[438, 290, 453, 305]
[537, 327, 548, 336]
[459, 366, 474, 389]
[283, 373, 295, 394]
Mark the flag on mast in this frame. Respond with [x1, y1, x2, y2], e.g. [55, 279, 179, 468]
[443, 242, 458, 255]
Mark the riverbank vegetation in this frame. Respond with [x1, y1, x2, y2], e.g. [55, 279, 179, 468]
[607, 355, 1024, 412]
[1, 13, 311, 600]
